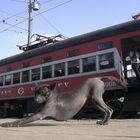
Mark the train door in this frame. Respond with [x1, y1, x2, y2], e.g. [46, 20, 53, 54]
[121, 35, 140, 84]
[121, 35, 140, 116]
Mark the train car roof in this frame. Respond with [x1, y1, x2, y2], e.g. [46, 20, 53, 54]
[1, 19, 140, 66]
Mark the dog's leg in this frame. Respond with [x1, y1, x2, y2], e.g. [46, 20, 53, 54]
[0, 112, 46, 127]
[93, 103, 108, 124]
[92, 86, 113, 125]
[94, 99, 113, 125]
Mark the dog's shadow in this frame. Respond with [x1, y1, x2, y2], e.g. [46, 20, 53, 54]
[24, 123, 58, 127]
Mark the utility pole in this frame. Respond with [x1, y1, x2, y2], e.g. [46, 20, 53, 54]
[27, 0, 32, 46]
[27, 0, 40, 46]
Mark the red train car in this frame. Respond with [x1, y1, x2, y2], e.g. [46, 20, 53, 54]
[0, 19, 140, 118]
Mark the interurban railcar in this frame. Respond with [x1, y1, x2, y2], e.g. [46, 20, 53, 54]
[0, 19, 140, 118]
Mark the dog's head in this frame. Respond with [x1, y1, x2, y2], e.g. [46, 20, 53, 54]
[34, 83, 56, 104]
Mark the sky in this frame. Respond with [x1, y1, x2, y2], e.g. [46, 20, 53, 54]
[0, 0, 140, 60]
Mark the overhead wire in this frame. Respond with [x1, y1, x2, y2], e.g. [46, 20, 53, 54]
[0, 9, 26, 20]
[41, 0, 55, 5]
[0, 19, 28, 33]
[10, 0, 28, 3]
[33, 0, 72, 18]
[0, 9, 27, 33]
[4, 11, 26, 20]
[0, 0, 73, 34]
[3, 0, 55, 21]
[38, 11, 62, 34]
[0, 20, 28, 32]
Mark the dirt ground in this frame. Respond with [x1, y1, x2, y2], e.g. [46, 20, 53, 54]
[0, 119, 140, 140]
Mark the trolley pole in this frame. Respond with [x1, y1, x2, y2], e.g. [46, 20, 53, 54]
[27, 0, 40, 46]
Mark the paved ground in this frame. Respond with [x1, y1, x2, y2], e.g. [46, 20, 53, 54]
[0, 119, 140, 140]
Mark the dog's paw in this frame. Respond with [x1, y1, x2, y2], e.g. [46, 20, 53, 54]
[1, 122, 13, 127]
[1, 121, 21, 127]
[96, 120, 108, 125]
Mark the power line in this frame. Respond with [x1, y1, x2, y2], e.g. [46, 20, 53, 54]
[1, 0, 54, 21]
[0, 20, 28, 32]
[0, 9, 26, 20]
[0, 19, 28, 33]
[0, 9, 28, 33]
[4, 10, 26, 20]
[41, 0, 55, 5]
[10, 0, 28, 3]
[0, 0, 73, 34]
[33, 0, 72, 18]
[38, 11, 62, 34]
[0, 1, 46, 33]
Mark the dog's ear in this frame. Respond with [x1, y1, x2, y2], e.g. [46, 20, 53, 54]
[49, 83, 57, 91]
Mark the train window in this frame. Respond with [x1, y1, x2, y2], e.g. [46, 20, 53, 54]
[4, 67, 12, 72]
[99, 52, 114, 70]
[5, 74, 12, 85]
[22, 62, 30, 68]
[0, 76, 3, 86]
[32, 68, 40, 81]
[67, 49, 80, 57]
[22, 70, 30, 82]
[97, 41, 113, 51]
[82, 56, 96, 72]
[68, 59, 80, 75]
[42, 65, 52, 79]
[54, 62, 65, 77]
[42, 56, 52, 63]
[13, 72, 20, 84]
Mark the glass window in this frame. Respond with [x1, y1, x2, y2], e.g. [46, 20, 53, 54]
[5, 74, 12, 85]
[4, 67, 12, 72]
[68, 59, 80, 75]
[99, 52, 114, 70]
[42, 65, 52, 79]
[32, 68, 40, 81]
[97, 41, 113, 51]
[13, 72, 20, 84]
[22, 62, 30, 68]
[0, 76, 3, 86]
[54, 63, 65, 77]
[68, 49, 80, 57]
[83, 56, 96, 72]
[22, 70, 30, 82]
[42, 56, 52, 63]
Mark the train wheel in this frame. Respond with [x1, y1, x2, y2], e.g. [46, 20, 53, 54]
[106, 99, 122, 119]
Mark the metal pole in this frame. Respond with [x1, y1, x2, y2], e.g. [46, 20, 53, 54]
[27, 0, 32, 46]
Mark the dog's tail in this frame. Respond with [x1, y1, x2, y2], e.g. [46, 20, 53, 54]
[100, 76, 127, 91]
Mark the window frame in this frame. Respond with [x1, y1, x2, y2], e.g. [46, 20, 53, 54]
[82, 56, 97, 73]
[5, 74, 12, 85]
[13, 72, 20, 84]
[68, 59, 80, 75]
[22, 70, 30, 83]
[31, 68, 40, 81]
[98, 52, 115, 70]
[42, 65, 52, 79]
[54, 62, 65, 77]
[0, 76, 3, 86]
